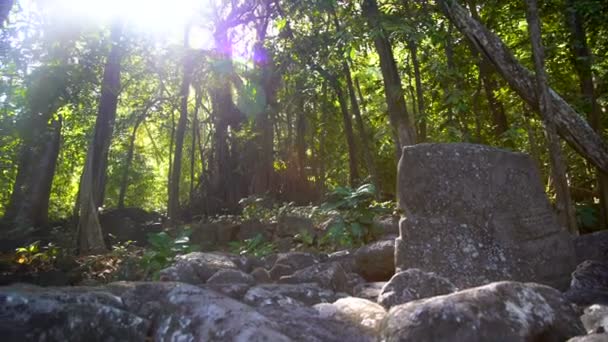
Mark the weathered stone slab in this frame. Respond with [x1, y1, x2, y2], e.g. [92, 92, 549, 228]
[396, 143, 576, 289]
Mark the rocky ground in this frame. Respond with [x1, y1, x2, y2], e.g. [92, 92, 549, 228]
[1, 143, 607, 341]
[0, 230, 607, 342]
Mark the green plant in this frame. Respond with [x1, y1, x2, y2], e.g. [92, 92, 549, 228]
[229, 233, 276, 257]
[319, 184, 392, 248]
[15, 241, 62, 270]
[140, 227, 199, 279]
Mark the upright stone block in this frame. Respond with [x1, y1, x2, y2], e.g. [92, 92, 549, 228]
[395, 143, 576, 289]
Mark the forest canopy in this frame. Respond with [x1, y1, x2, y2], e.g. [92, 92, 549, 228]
[0, 0, 607, 254]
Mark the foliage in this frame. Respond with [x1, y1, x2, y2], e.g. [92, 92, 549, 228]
[319, 184, 393, 248]
[229, 234, 276, 257]
[14, 241, 62, 270]
[140, 227, 199, 280]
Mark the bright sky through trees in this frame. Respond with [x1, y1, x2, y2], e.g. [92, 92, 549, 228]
[22, 0, 215, 49]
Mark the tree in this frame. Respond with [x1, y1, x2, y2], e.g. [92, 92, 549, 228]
[76, 22, 123, 254]
[3, 66, 68, 231]
[438, 0, 608, 174]
[525, 0, 578, 234]
[362, 0, 416, 150]
[168, 26, 194, 220]
[565, 0, 608, 228]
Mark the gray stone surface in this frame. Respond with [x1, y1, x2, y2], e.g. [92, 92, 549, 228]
[279, 262, 349, 292]
[566, 261, 608, 306]
[575, 230, 608, 265]
[378, 269, 457, 309]
[396, 143, 576, 289]
[568, 334, 608, 342]
[315, 297, 387, 334]
[206, 269, 255, 285]
[119, 282, 291, 341]
[354, 240, 395, 281]
[158, 252, 238, 284]
[381, 281, 584, 342]
[581, 304, 608, 334]
[0, 284, 148, 341]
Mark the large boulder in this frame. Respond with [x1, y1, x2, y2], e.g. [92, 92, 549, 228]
[353, 240, 395, 281]
[273, 252, 320, 271]
[118, 282, 291, 341]
[315, 297, 387, 334]
[100, 207, 163, 246]
[249, 291, 374, 342]
[0, 284, 149, 341]
[244, 283, 342, 306]
[580, 304, 608, 334]
[158, 252, 238, 284]
[190, 222, 239, 250]
[396, 143, 576, 289]
[566, 261, 608, 306]
[378, 269, 457, 309]
[279, 262, 349, 293]
[574, 230, 608, 265]
[381, 281, 584, 342]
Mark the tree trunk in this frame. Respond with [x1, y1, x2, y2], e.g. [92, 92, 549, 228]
[3, 66, 67, 231]
[334, 80, 359, 187]
[466, 0, 509, 140]
[344, 60, 380, 192]
[189, 88, 202, 204]
[118, 117, 142, 209]
[168, 29, 193, 220]
[565, 0, 608, 228]
[77, 22, 123, 254]
[408, 41, 427, 142]
[295, 85, 307, 180]
[438, 0, 608, 173]
[525, 0, 578, 234]
[362, 0, 416, 149]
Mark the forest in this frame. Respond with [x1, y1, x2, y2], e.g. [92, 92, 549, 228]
[0, 0, 607, 259]
[1, 0, 608, 340]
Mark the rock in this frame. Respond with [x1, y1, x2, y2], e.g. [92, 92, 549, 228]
[326, 250, 356, 273]
[568, 334, 608, 342]
[274, 252, 320, 271]
[158, 252, 238, 284]
[251, 267, 271, 283]
[396, 143, 577, 289]
[574, 231, 608, 265]
[566, 261, 608, 306]
[236, 220, 275, 241]
[353, 282, 386, 302]
[372, 215, 399, 237]
[190, 221, 239, 250]
[119, 282, 291, 341]
[315, 297, 387, 334]
[244, 283, 343, 306]
[99, 207, 163, 246]
[354, 240, 395, 281]
[206, 269, 255, 285]
[581, 304, 608, 334]
[201, 283, 252, 300]
[279, 262, 349, 293]
[378, 269, 457, 309]
[253, 294, 375, 342]
[277, 216, 315, 238]
[275, 237, 294, 252]
[269, 263, 294, 281]
[381, 281, 584, 342]
[345, 273, 366, 295]
[0, 284, 149, 341]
